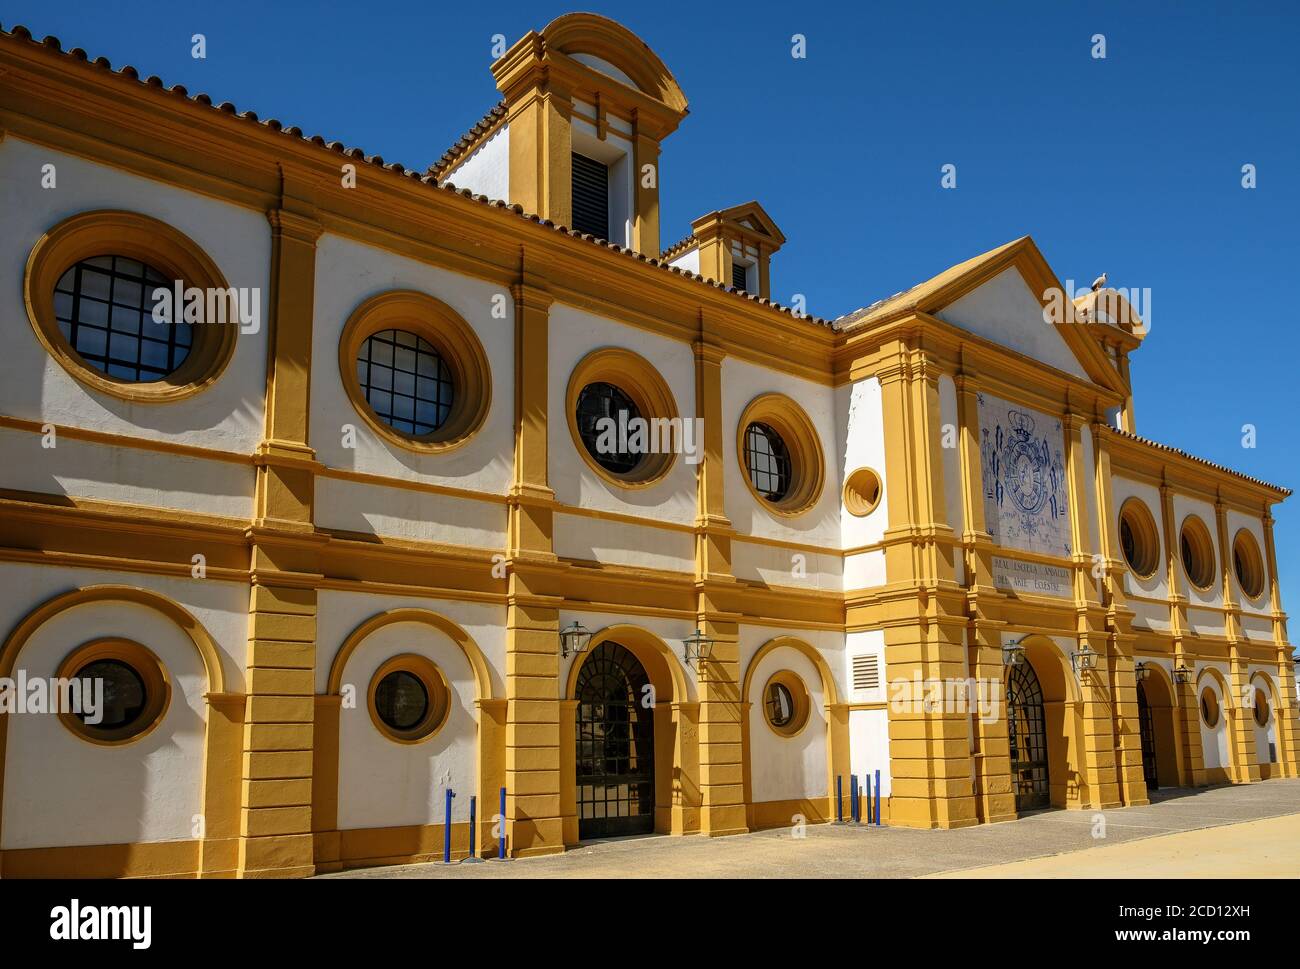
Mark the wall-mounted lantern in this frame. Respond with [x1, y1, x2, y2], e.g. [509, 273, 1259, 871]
[559, 621, 592, 659]
[1071, 643, 1098, 675]
[683, 628, 715, 668]
[1134, 661, 1151, 682]
[1002, 639, 1026, 667]
[1173, 663, 1193, 685]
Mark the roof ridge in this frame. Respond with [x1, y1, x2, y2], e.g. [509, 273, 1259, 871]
[1112, 428, 1291, 496]
[0, 22, 831, 329]
[427, 101, 508, 179]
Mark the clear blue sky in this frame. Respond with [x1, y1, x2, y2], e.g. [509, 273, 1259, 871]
[10, 1, 1298, 620]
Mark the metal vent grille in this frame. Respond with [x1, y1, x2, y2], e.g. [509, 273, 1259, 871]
[571, 152, 609, 239]
[852, 653, 880, 691]
[732, 260, 748, 290]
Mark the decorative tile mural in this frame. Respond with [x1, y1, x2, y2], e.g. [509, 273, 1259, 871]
[978, 393, 1071, 557]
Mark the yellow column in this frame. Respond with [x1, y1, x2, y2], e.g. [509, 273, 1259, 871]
[1218, 500, 1260, 783]
[692, 325, 745, 835]
[237, 202, 323, 878]
[505, 277, 564, 856]
[1263, 512, 1300, 776]
[1070, 416, 1129, 808]
[505, 81, 573, 226]
[1158, 482, 1206, 785]
[632, 131, 660, 256]
[878, 341, 974, 829]
[954, 369, 1013, 823]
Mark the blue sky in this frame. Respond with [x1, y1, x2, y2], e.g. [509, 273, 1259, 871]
[10, 0, 1298, 616]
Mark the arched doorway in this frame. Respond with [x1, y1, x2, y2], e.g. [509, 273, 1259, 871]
[1137, 682, 1159, 790]
[1007, 660, 1050, 811]
[575, 641, 656, 839]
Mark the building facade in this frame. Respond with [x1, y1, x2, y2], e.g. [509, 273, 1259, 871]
[0, 13, 1294, 878]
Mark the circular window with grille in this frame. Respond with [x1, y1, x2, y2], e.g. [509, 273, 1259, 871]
[340, 290, 491, 452]
[26, 210, 237, 401]
[736, 394, 825, 517]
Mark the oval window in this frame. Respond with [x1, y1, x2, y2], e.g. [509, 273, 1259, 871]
[744, 422, 791, 502]
[356, 328, 455, 437]
[576, 381, 644, 475]
[55, 256, 192, 382]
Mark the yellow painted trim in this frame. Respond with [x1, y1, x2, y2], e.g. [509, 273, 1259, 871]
[24, 209, 237, 402]
[326, 607, 494, 701]
[843, 466, 883, 518]
[758, 669, 812, 738]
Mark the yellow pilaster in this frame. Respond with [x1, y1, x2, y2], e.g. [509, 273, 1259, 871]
[695, 608, 747, 836]
[504, 276, 564, 856]
[1261, 514, 1300, 777]
[237, 198, 323, 878]
[1218, 500, 1261, 783]
[878, 341, 975, 829]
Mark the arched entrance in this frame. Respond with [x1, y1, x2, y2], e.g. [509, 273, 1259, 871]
[1137, 682, 1159, 790]
[575, 641, 656, 839]
[1007, 660, 1050, 811]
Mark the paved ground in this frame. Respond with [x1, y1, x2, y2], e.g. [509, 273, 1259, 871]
[320, 778, 1300, 879]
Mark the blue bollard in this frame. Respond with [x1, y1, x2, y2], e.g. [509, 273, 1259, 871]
[865, 772, 873, 824]
[443, 787, 455, 863]
[498, 786, 507, 860]
[850, 774, 859, 823]
[835, 775, 843, 823]
[468, 795, 477, 859]
[875, 769, 882, 826]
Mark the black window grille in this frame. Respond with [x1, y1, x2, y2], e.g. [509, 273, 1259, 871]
[356, 328, 454, 436]
[744, 421, 791, 500]
[576, 381, 643, 475]
[571, 152, 610, 238]
[53, 255, 191, 382]
[732, 260, 749, 290]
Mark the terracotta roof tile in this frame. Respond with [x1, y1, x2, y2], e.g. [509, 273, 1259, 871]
[1112, 429, 1290, 497]
[0, 23, 832, 328]
[427, 101, 508, 180]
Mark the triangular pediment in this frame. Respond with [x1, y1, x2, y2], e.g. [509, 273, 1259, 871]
[839, 237, 1128, 394]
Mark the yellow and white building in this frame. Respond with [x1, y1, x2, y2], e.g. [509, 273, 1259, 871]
[0, 13, 1294, 878]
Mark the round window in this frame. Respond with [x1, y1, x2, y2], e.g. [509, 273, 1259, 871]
[1180, 517, 1216, 590]
[26, 210, 238, 402]
[576, 381, 643, 475]
[74, 658, 148, 730]
[57, 640, 171, 745]
[760, 670, 810, 737]
[1232, 530, 1265, 600]
[1253, 688, 1270, 728]
[54, 256, 192, 382]
[367, 655, 450, 743]
[356, 328, 455, 437]
[744, 422, 791, 501]
[843, 467, 883, 517]
[374, 669, 430, 731]
[1117, 499, 1160, 578]
[1199, 686, 1219, 728]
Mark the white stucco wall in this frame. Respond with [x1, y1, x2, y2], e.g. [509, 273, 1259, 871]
[547, 302, 697, 530]
[0, 562, 251, 849]
[0, 138, 270, 455]
[309, 233, 515, 496]
[936, 266, 1088, 379]
[744, 642, 829, 803]
[442, 124, 510, 202]
[723, 358, 839, 547]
